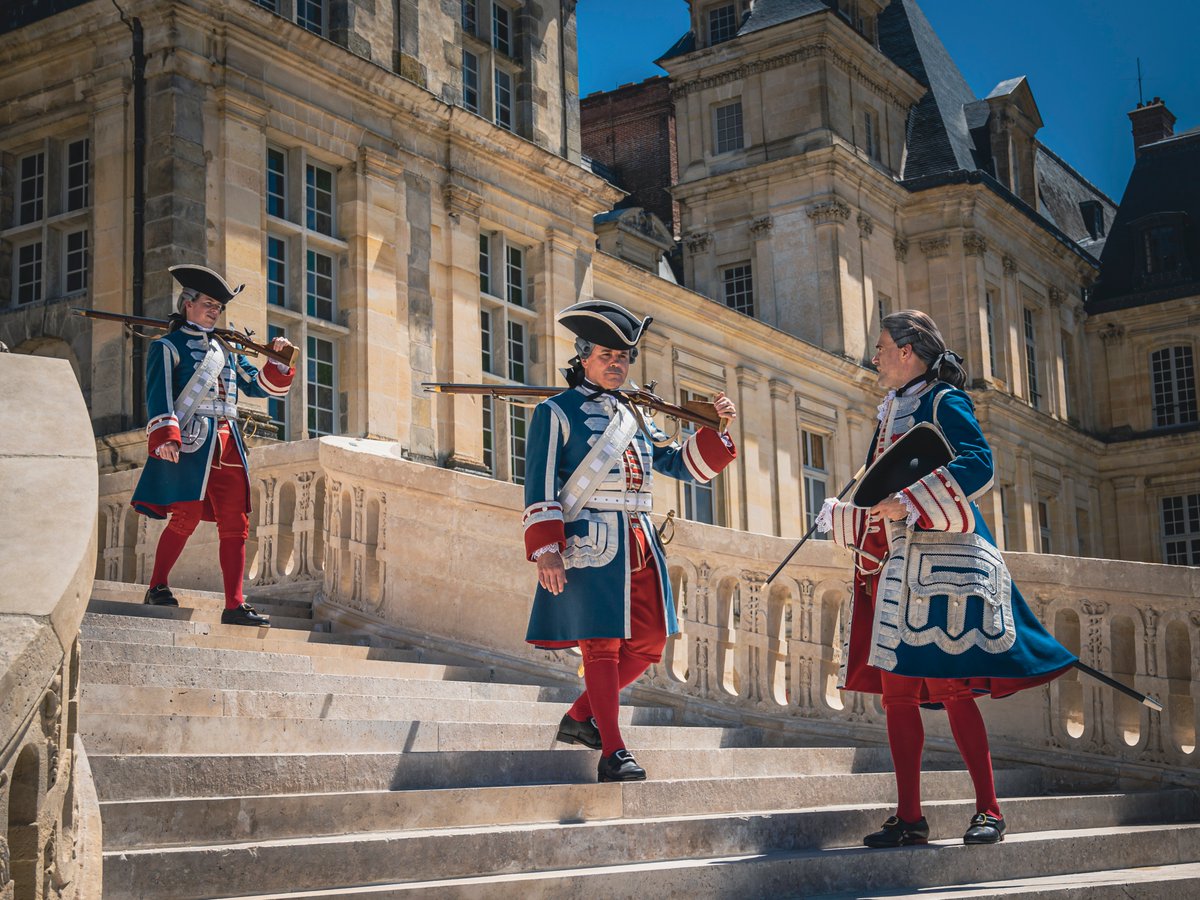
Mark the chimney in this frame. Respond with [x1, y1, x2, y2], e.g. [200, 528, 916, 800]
[1128, 96, 1176, 155]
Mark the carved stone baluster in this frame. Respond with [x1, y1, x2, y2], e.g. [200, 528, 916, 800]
[1081, 598, 1111, 753]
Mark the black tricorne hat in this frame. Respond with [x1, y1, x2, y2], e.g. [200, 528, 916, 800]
[853, 422, 955, 508]
[169, 264, 245, 306]
[557, 299, 652, 350]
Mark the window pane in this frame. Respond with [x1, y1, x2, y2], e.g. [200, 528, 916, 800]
[462, 0, 477, 33]
[267, 324, 288, 437]
[480, 309, 494, 374]
[268, 236, 287, 306]
[66, 139, 90, 211]
[1024, 307, 1040, 408]
[267, 148, 287, 218]
[306, 250, 335, 320]
[507, 320, 525, 383]
[479, 233, 492, 294]
[1152, 346, 1198, 428]
[492, 3, 512, 55]
[722, 263, 754, 316]
[17, 242, 43, 304]
[65, 230, 89, 294]
[494, 67, 513, 131]
[305, 164, 334, 234]
[297, 0, 324, 35]
[708, 4, 737, 44]
[306, 335, 336, 437]
[462, 50, 480, 113]
[509, 404, 528, 485]
[985, 290, 998, 377]
[715, 102, 744, 154]
[1162, 494, 1200, 565]
[482, 395, 495, 474]
[19, 152, 45, 225]
[506, 244, 524, 306]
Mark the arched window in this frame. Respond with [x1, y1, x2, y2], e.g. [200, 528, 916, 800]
[1151, 345, 1198, 428]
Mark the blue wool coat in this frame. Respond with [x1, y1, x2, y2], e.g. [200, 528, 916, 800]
[131, 326, 291, 519]
[824, 381, 1076, 699]
[522, 384, 736, 645]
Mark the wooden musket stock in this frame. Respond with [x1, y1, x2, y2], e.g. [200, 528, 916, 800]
[72, 307, 299, 367]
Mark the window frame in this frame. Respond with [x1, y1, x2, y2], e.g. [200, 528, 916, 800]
[1160, 492, 1200, 566]
[721, 261, 754, 316]
[1150, 344, 1199, 429]
[713, 100, 744, 155]
[801, 428, 831, 540]
[678, 387, 727, 527]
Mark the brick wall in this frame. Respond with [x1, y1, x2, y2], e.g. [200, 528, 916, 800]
[581, 75, 678, 235]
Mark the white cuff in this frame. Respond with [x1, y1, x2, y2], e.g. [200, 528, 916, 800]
[897, 492, 921, 527]
[531, 544, 560, 560]
[815, 497, 838, 534]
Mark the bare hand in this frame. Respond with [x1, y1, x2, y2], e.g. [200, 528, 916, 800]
[871, 495, 907, 522]
[713, 391, 737, 427]
[537, 550, 567, 595]
[270, 335, 296, 353]
[157, 441, 181, 464]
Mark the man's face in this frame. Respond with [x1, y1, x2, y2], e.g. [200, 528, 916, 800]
[581, 345, 631, 390]
[184, 293, 223, 328]
[871, 330, 918, 390]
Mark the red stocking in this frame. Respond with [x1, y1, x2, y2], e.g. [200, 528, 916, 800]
[149, 510, 201, 587]
[577, 640, 624, 756]
[884, 702, 925, 822]
[944, 697, 1000, 818]
[218, 536, 247, 610]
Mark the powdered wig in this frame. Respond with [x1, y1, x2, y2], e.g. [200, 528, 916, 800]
[881, 310, 967, 389]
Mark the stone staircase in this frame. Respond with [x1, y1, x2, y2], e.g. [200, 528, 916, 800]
[80, 581, 1200, 899]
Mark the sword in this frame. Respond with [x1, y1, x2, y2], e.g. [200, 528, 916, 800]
[1072, 660, 1163, 711]
[765, 464, 866, 585]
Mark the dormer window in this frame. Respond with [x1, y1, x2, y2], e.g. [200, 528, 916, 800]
[1079, 200, 1106, 240]
[1133, 212, 1189, 285]
[835, 0, 877, 43]
[707, 3, 739, 45]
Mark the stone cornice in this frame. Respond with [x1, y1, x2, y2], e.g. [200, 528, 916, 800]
[670, 39, 920, 112]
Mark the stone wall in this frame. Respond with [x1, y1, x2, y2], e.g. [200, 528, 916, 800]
[98, 437, 1200, 784]
[0, 355, 102, 900]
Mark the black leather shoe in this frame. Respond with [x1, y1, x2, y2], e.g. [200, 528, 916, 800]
[597, 749, 646, 783]
[556, 713, 602, 750]
[863, 815, 930, 848]
[143, 584, 179, 607]
[220, 603, 270, 627]
[963, 812, 1006, 844]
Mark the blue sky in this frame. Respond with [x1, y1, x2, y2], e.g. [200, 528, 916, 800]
[577, 0, 1200, 202]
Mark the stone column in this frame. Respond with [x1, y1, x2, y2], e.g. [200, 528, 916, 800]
[734, 366, 768, 534]
[683, 229, 715, 301]
[434, 180, 486, 471]
[1015, 447, 1036, 552]
[806, 199, 850, 355]
[769, 379, 798, 538]
[353, 147, 405, 440]
[751, 215, 776, 326]
[542, 226, 586, 377]
[1111, 475, 1146, 562]
[961, 231, 988, 381]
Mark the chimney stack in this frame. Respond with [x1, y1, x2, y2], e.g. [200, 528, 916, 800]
[1128, 96, 1176, 155]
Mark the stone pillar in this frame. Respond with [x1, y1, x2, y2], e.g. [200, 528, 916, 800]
[433, 180, 486, 470]
[735, 366, 771, 534]
[683, 229, 715, 300]
[751, 215, 776, 326]
[542, 226, 586, 377]
[87, 78, 135, 434]
[1111, 475, 1143, 561]
[806, 199, 850, 356]
[1016, 447, 1036, 552]
[353, 147, 405, 440]
[961, 231, 989, 381]
[768, 379, 798, 538]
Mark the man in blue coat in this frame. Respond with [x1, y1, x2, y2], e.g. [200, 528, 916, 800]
[131, 264, 296, 626]
[819, 310, 1075, 847]
[523, 300, 738, 782]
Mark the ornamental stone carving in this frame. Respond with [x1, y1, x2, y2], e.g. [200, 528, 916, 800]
[1048, 286, 1066, 308]
[919, 236, 950, 258]
[1099, 323, 1126, 346]
[857, 213, 873, 238]
[750, 215, 773, 238]
[443, 182, 482, 222]
[1002, 254, 1019, 276]
[963, 232, 987, 257]
[807, 199, 850, 224]
[893, 237, 908, 261]
[685, 231, 712, 253]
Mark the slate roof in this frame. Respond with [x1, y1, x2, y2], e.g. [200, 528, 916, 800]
[1, 0, 89, 33]
[1089, 128, 1200, 312]
[1034, 143, 1117, 257]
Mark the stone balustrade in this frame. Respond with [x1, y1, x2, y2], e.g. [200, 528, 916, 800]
[1, 356, 103, 900]
[97, 435, 1200, 782]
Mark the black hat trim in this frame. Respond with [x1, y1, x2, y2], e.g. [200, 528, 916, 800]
[852, 422, 955, 508]
[169, 264, 245, 306]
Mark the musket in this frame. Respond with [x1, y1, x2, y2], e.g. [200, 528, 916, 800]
[422, 382, 727, 433]
[72, 308, 299, 368]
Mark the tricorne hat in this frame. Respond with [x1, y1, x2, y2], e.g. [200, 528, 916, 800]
[169, 264, 245, 307]
[556, 299, 652, 350]
[852, 422, 955, 508]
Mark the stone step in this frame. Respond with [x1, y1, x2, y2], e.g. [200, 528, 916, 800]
[810, 861, 1200, 898]
[82, 636, 433, 672]
[84, 621, 382, 650]
[80, 713, 766, 755]
[99, 768, 1046, 850]
[80, 683, 678, 726]
[93, 579, 316, 614]
[89, 746, 912, 801]
[87, 598, 318, 630]
[98, 803, 1200, 900]
[82, 659, 583, 704]
[207, 857, 1200, 900]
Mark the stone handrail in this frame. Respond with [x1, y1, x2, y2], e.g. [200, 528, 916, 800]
[96, 435, 1200, 782]
[1, 356, 103, 899]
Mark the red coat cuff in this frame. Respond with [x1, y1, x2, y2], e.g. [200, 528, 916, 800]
[682, 427, 737, 483]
